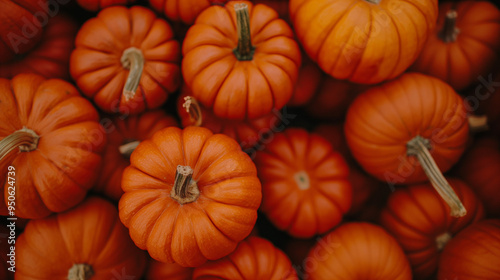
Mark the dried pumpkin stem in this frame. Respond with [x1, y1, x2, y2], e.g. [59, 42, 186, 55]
[467, 114, 489, 133]
[365, 0, 381, 4]
[407, 136, 466, 217]
[439, 10, 460, 43]
[120, 47, 144, 101]
[436, 232, 452, 251]
[171, 165, 200, 204]
[0, 127, 39, 162]
[67, 263, 94, 280]
[294, 171, 310, 190]
[233, 3, 255, 60]
[119, 140, 140, 158]
[183, 96, 203, 127]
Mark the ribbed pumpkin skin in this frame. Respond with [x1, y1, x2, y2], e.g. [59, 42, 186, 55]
[344, 73, 469, 185]
[254, 128, 352, 238]
[149, 0, 212, 25]
[380, 178, 485, 279]
[119, 126, 262, 267]
[0, 74, 106, 219]
[411, 1, 500, 91]
[76, 0, 136, 11]
[289, 0, 438, 84]
[182, 1, 301, 120]
[0, 15, 78, 80]
[94, 110, 178, 201]
[16, 197, 147, 279]
[193, 236, 298, 280]
[455, 137, 500, 217]
[70, 6, 181, 114]
[305, 222, 412, 280]
[177, 85, 280, 150]
[288, 55, 323, 106]
[146, 259, 193, 280]
[438, 219, 500, 280]
[0, 0, 47, 63]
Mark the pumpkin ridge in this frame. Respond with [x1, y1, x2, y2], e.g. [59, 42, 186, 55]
[313, 180, 348, 215]
[399, 0, 432, 30]
[407, 186, 448, 234]
[349, 9, 374, 79]
[254, 63, 276, 112]
[192, 202, 240, 244]
[200, 183, 260, 211]
[260, 59, 295, 110]
[385, 11, 406, 80]
[284, 194, 306, 232]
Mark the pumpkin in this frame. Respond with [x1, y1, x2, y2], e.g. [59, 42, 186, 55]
[149, 0, 213, 25]
[193, 236, 298, 279]
[0, 74, 106, 219]
[411, 1, 500, 91]
[118, 126, 262, 267]
[76, 0, 136, 11]
[304, 222, 412, 279]
[70, 6, 181, 115]
[0, 14, 78, 80]
[345, 73, 470, 217]
[254, 0, 290, 22]
[0, 0, 47, 63]
[146, 259, 193, 280]
[313, 123, 382, 217]
[289, 0, 438, 84]
[380, 178, 485, 279]
[305, 77, 370, 121]
[288, 53, 324, 106]
[455, 136, 500, 217]
[16, 197, 147, 279]
[178, 85, 281, 150]
[254, 128, 352, 238]
[94, 110, 178, 201]
[438, 219, 500, 280]
[182, 1, 301, 120]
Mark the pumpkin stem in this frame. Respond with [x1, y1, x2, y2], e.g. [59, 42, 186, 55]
[436, 232, 452, 251]
[407, 136, 466, 217]
[439, 10, 460, 43]
[294, 171, 310, 190]
[365, 0, 381, 4]
[0, 127, 39, 161]
[171, 165, 200, 204]
[119, 140, 140, 158]
[183, 96, 203, 127]
[233, 3, 255, 61]
[467, 114, 489, 133]
[67, 263, 94, 280]
[120, 47, 144, 101]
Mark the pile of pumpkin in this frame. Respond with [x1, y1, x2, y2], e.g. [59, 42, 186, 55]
[1, 0, 500, 279]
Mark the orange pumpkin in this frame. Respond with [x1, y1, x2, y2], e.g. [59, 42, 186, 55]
[76, 0, 136, 11]
[438, 219, 500, 280]
[288, 54, 324, 106]
[119, 126, 262, 267]
[304, 222, 412, 279]
[193, 236, 298, 279]
[182, 1, 301, 120]
[0, 0, 47, 63]
[254, 128, 352, 238]
[149, 0, 212, 25]
[254, 0, 290, 22]
[0, 15, 78, 80]
[177, 85, 281, 150]
[16, 197, 147, 279]
[146, 259, 193, 280]
[70, 6, 181, 115]
[290, 0, 438, 84]
[345, 73, 469, 217]
[0, 74, 106, 219]
[455, 136, 500, 217]
[380, 178, 485, 279]
[94, 110, 178, 201]
[411, 1, 500, 91]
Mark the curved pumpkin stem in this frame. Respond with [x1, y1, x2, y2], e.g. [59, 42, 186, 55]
[439, 10, 460, 43]
[171, 165, 200, 204]
[436, 232, 452, 251]
[120, 47, 144, 101]
[183, 96, 203, 127]
[467, 114, 489, 133]
[68, 263, 94, 280]
[0, 127, 39, 161]
[407, 136, 466, 217]
[119, 140, 140, 158]
[233, 3, 255, 61]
